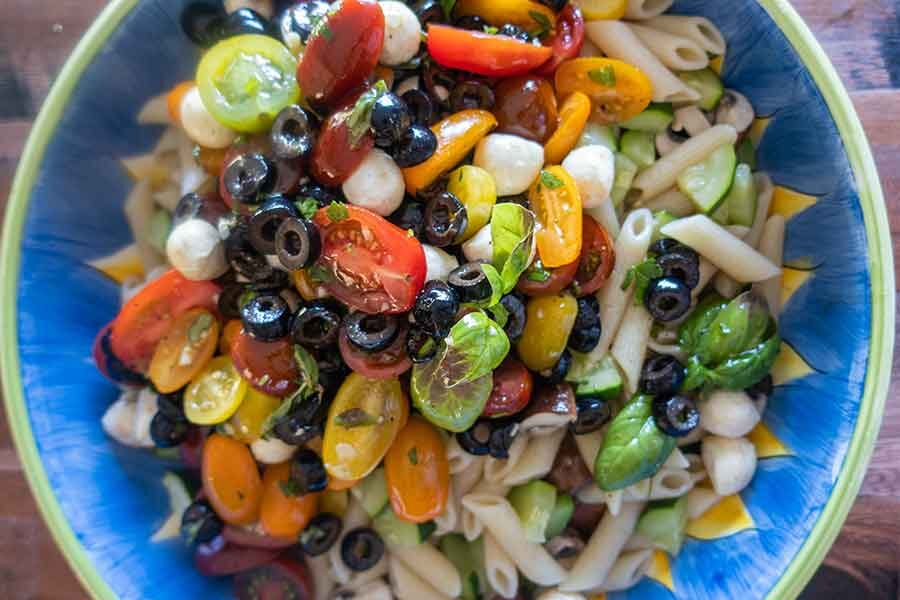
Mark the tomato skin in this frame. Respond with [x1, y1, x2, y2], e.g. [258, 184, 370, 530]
[92, 322, 146, 386]
[555, 58, 653, 124]
[529, 166, 583, 268]
[338, 325, 412, 380]
[517, 294, 579, 372]
[543, 91, 592, 165]
[260, 462, 320, 539]
[109, 270, 221, 371]
[535, 4, 585, 77]
[313, 206, 426, 314]
[483, 357, 533, 418]
[297, 0, 385, 108]
[230, 332, 300, 397]
[310, 95, 375, 186]
[573, 215, 616, 296]
[148, 308, 220, 394]
[426, 25, 553, 78]
[202, 434, 263, 525]
[493, 76, 558, 144]
[384, 417, 450, 523]
[167, 81, 194, 124]
[517, 258, 580, 297]
[233, 558, 315, 600]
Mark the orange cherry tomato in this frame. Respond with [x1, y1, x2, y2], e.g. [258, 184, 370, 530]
[327, 477, 360, 492]
[454, 0, 555, 32]
[195, 146, 228, 177]
[202, 434, 263, 525]
[426, 25, 553, 79]
[384, 417, 449, 523]
[494, 76, 558, 144]
[544, 92, 592, 165]
[529, 166, 583, 268]
[260, 462, 321, 539]
[220, 319, 243, 355]
[555, 58, 653, 124]
[166, 81, 194, 124]
[403, 109, 497, 195]
[230, 332, 299, 398]
[148, 308, 219, 394]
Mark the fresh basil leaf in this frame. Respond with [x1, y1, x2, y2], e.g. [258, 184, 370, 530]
[483, 25, 499, 35]
[708, 334, 781, 390]
[488, 302, 509, 329]
[447, 312, 510, 381]
[294, 345, 320, 398]
[700, 291, 771, 366]
[346, 80, 389, 147]
[526, 263, 551, 282]
[439, 0, 457, 20]
[529, 10, 552, 38]
[465, 264, 504, 309]
[678, 293, 727, 355]
[491, 203, 537, 293]
[595, 395, 676, 491]
[307, 264, 333, 283]
[621, 258, 663, 304]
[539, 170, 565, 190]
[296, 197, 319, 220]
[589, 65, 617, 87]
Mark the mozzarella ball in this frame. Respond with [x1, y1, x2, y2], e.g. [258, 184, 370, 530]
[132, 388, 158, 448]
[342, 149, 406, 216]
[379, 1, 422, 66]
[538, 592, 587, 600]
[423, 244, 459, 282]
[474, 134, 544, 196]
[251, 437, 298, 464]
[179, 86, 237, 149]
[224, 0, 273, 18]
[166, 219, 228, 281]
[461, 225, 494, 264]
[562, 145, 615, 208]
[700, 390, 760, 438]
[101, 393, 139, 447]
[702, 435, 757, 496]
[347, 581, 393, 600]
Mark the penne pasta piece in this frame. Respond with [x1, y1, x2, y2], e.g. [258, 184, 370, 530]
[625, 0, 675, 20]
[499, 429, 567, 487]
[307, 554, 335, 600]
[611, 303, 654, 395]
[673, 105, 712, 137]
[686, 486, 724, 520]
[484, 531, 519, 600]
[623, 478, 651, 502]
[124, 179, 166, 271]
[745, 173, 775, 249]
[713, 270, 742, 299]
[586, 199, 621, 239]
[454, 455, 486, 497]
[684, 453, 707, 483]
[692, 257, 718, 301]
[753, 215, 786, 319]
[629, 24, 709, 71]
[389, 556, 452, 600]
[644, 15, 727, 55]
[391, 543, 462, 598]
[599, 549, 655, 592]
[484, 434, 528, 484]
[663, 447, 690, 470]
[434, 480, 460, 536]
[462, 479, 511, 542]
[648, 468, 695, 500]
[447, 435, 477, 474]
[574, 428, 605, 476]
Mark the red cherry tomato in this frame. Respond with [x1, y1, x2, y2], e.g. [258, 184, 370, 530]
[573, 215, 616, 296]
[297, 0, 385, 108]
[426, 25, 554, 77]
[338, 323, 412, 380]
[313, 205, 426, 314]
[230, 332, 299, 397]
[483, 357, 533, 418]
[233, 557, 315, 600]
[535, 4, 585, 77]
[92, 322, 146, 386]
[517, 258, 579, 297]
[194, 539, 278, 577]
[310, 93, 375, 186]
[109, 270, 221, 371]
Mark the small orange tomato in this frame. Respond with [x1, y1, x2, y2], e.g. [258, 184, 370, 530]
[454, 0, 555, 31]
[544, 92, 592, 165]
[384, 417, 450, 523]
[195, 146, 228, 177]
[260, 462, 320, 539]
[327, 477, 360, 492]
[167, 81, 195, 124]
[202, 434, 263, 525]
[220, 319, 243, 355]
[148, 308, 219, 393]
[554, 58, 653, 124]
[529, 166, 583, 268]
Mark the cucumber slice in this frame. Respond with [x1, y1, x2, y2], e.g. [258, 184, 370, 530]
[147, 208, 172, 254]
[677, 144, 737, 214]
[678, 68, 724, 111]
[440, 534, 485, 600]
[567, 354, 624, 400]
[507, 481, 557, 543]
[710, 198, 730, 225]
[620, 130, 657, 169]
[353, 468, 389, 517]
[722, 164, 757, 227]
[566, 350, 597, 383]
[736, 137, 757, 171]
[545, 492, 575, 539]
[636, 496, 689, 555]
[652, 210, 677, 243]
[577, 122, 619, 153]
[151, 471, 193, 542]
[372, 506, 436, 547]
[620, 103, 675, 133]
[611, 153, 639, 209]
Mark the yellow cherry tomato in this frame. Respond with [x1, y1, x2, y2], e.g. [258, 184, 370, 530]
[403, 110, 497, 195]
[544, 92, 592, 165]
[573, 0, 627, 20]
[529, 166, 583, 268]
[455, 0, 556, 32]
[322, 373, 409, 481]
[385, 417, 450, 523]
[148, 308, 220, 394]
[447, 165, 497, 241]
[517, 294, 579, 372]
[184, 356, 249, 425]
[230, 388, 282, 442]
[555, 58, 653, 124]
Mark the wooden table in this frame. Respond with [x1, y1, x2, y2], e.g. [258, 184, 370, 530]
[0, 1, 897, 598]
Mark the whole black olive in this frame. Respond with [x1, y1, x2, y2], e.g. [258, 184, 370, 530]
[157, 390, 187, 423]
[649, 238, 685, 257]
[645, 277, 692, 322]
[412, 0, 445, 26]
[275, 217, 321, 270]
[425, 192, 467, 247]
[248, 195, 298, 255]
[392, 124, 438, 168]
[223, 153, 274, 204]
[277, 0, 331, 51]
[568, 296, 602, 353]
[150, 412, 190, 448]
[371, 93, 413, 148]
[289, 448, 329, 494]
[450, 80, 495, 113]
[292, 304, 342, 348]
[448, 263, 492, 304]
[344, 312, 401, 353]
[572, 396, 612, 435]
[499, 294, 527, 342]
[248, 268, 290, 292]
[406, 327, 440, 363]
[456, 421, 493, 456]
[300, 513, 343, 556]
[181, 500, 223, 545]
[270, 105, 317, 160]
[241, 294, 292, 341]
[401, 89, 436, 127]
[389, 201, 427, 240]
[413, 280, 460, 337]
[657, 248, 701, 289]
[454, 15, 487, 30]
[639, 355, 687, 397]
[181, 2, 223, 46]
[341, 528, 385, 572]
[653, 395, 700, 437]
[201, 8, 276, 47]
[422, 60, 457, 107]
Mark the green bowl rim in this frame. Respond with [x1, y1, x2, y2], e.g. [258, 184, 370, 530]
[0, 0, 894, 598]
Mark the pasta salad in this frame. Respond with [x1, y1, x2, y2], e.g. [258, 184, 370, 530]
[93, 0, 785, 598]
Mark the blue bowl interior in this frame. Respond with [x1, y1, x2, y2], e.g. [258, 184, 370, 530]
[14, 1, 870, 598]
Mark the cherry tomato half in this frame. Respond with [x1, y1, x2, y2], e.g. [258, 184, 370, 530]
[92, 322, 145, 386]
[385, 417, 450, 523]
[493, 75, 558, 144]
[109, 270, 221, 371]
[517, 294, 579, 372]
[483, 357, 533, 418]
[573, 215, 616, 296]
[529, 166, 583, 268]
[233, 558, 315, 600]
[543, 91, 592, 166]
[202, 433, 263, 525]
[535, 4, 585, 77]
[260, 461, 320, 539]
[148, 308, 220, 393]
[517, 258, 579, 297]
[313, 205, 426, 314]
[339, 324, 412, 380]
[310, 93, 375, 186]
[555, 58, 653, 124]
[426, 25, 553, 78]
[231, 332, 300, 397]
[454, 0, 556, 31]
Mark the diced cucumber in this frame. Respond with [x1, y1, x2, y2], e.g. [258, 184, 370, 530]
[545, 492, 575, 539]
[611, 153, 639, 209]
[567, 354, 624, 400]
[652, 210, 677, 243]
[722, 164, 757, 227]
[577, 122, 619, 153]
[621, 103, 675, 133]
[710, 197, 730, 225]
[353, 467, 389, 517]
[635, 496, 689, 555]
[321, 490, 349, 518]
[440, 534, 485, 600]
[372, 505, 436, 547]
[678, 68, 724, 111]
[620, 130, 657, 169]
[566, 350, 597, 383]
[151, 471, 193, 542]
[677, 144, 737, 214]
[736, 137, 757, 171]
[508, 481, 557, 543]
[147, 208, 172, 254]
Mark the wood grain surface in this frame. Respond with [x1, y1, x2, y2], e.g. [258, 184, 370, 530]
[1, 1, 898, 599]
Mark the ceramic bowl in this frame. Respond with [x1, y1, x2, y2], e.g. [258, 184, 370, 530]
[1, 0, 894, 598]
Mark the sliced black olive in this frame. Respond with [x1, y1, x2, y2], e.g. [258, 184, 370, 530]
[371, 93, 413, 148]
[218, 284, 249, 320]
[270, 105, 317, 160]
[289, 448, 329, 494]
[401, 89, 436, 127]
[457, 421, 493, 456]
[157, 390, 187, 423]
[341, 528, 385, 572]
[448, 262, 492, 303]
[413, 280, 460, 338]
[389, 201, 427, 240]
[500, 294, 527, 342]
[241, 294, 292, 341]
[639, 355, 686, 397]
[248, 268, 290, 292]
[300, 513, 343, 556]
[181, 2, 223, 46]
[653, 395, 700, 437]
[296, 182, 339, 208]
[393, 124, 438, 168]
[223, 153, 274, 204]
[572, 396, 612, 435]
[568, 297, 602, 353]
[277, 0, 331, 50]
[273, 394, 328, 445]
[96, 326, 146, 386]
[498, 24, 533, 43]
[454, 15, 487, 30]
[649, 238, 685, 257]
[424, 191, 467, 247]
[292, 304, 342, 348]
[275, 217, 321, 270]
[746, 374, 774, 403]
[450, 80, 495, 113]
[536, 0, 568, 12]
[248, 195, 298, 255]
[406, 328, 440, 363]
[181, 500, 224, 545]
[150, 412, 190, 448]
[657, 248, 700, 289]
[412, 0, 445, 26]
[542, 349, 573, 383]
[645, 277, 692, 322]
[202, 9, 276, 47]
[344, 312, 401, 352]
[225, 223, 271, 279]
[422, 60, 457, 107]
[489, 420, 521, 460]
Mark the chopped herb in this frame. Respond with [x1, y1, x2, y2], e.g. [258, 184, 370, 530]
[539, 170, 565, 190]
[420, 30, 428, 43]
[439, 0, 457, 20]
[335, 408, 379, 428]
[309, 11, 335, 42]
[526, 267, 552, 282]
[622, 257, 664, 304]
[326, 201, 349, 223]
[589, 65, 617, 87]
[294, 345, 320, 399]
[296, 197, 319, 220]
[307, 264, 333, 283]
[407, 229, 415, 238]
[258, 374, 271, 386]
[408, 447, 419, 465]
[279, 479, 302, 497]
[346, 80, 390, 147]
[529, 10, 553, 38]
[187, 312, 214, 343]
[488, 302, 509, 328]
[483, 25, 499, 35]
[238, 289, 257, 309]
